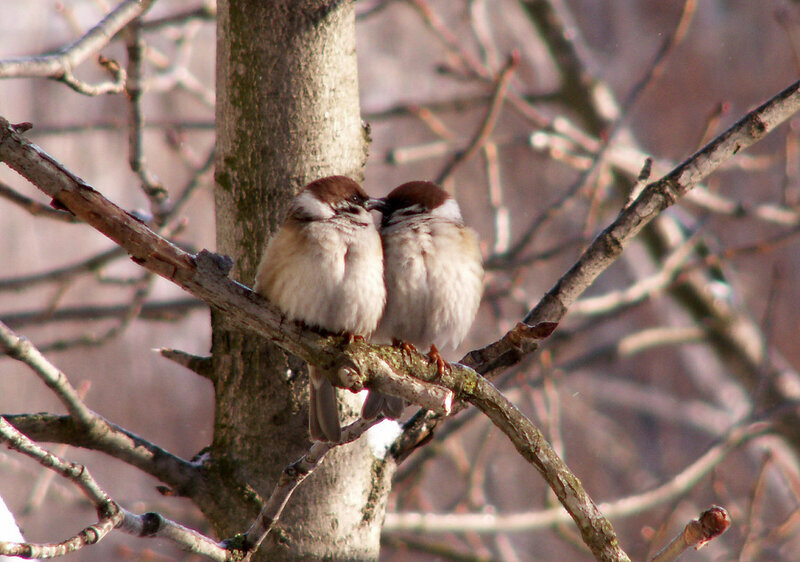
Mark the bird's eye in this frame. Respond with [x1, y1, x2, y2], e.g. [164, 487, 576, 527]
[350, 194, 361, 204]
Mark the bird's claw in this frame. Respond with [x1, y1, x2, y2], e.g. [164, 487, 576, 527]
[426, 344, 450, 378]
[345, 333, 366, 345]
[392, 338, 418, 359]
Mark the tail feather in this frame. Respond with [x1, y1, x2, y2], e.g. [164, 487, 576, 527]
[362, 391, 406, 420]
[308, 365, 342, 442]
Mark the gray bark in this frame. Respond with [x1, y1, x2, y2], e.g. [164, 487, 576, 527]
[209, 1, 390, 559]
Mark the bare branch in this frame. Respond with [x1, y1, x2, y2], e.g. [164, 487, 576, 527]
[435, 51, 519, 184]
[456, 367, 629, 560]
[650, 506, 731, 562]
[238, 417, 384, 552]
[0, 417, 232, 561]
[125, 19, 170, 223]
[0, 321, 198, 493]
[158, 348, 214, 379]
[0, 322, 95, 426]
[4, 412, 199, 495]
[569, 232, 698, 317]
[0, 246, 126, 292]
[407, 0, 548, 126]
[385, 423, 765, 534]
[140, 1, 216, 30]
[0, 0, 155, 80]
[23, 380, 90, 515]
[525, 78, 800, 325]
[58, 55, 127, 96]
[2, 297, 205, 329]
[0, 180, 80, 222]
[0, 417, 123, 558]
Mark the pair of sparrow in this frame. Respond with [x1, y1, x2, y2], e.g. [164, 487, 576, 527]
[254, 176, 483, 442]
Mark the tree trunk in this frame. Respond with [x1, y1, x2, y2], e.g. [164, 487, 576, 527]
[206, 1, 392, 559]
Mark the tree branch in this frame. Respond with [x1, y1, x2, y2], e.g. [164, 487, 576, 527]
[237, 417, 385, 553]
[393, 76, 800, 465]
[385, 422, 765, 534]
[525, 78, 800, 325]
[0, 321, 199, 493]
[1, 297, 204, 328]
[650, 506, 731, 562]
[0, 0, 155, 80]
[0, 114, 455, 414]
[0, 417, 231, 561]
[0, 180, 81, 222]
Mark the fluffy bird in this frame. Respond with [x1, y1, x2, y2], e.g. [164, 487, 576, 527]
[254, 176, 386, 442]
[363, 181, 484, 419]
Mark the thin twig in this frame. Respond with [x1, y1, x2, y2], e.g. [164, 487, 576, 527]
[239, 417, 384, 551]
[140, 1, 216, 30]
[0, 417, 232, 561]
[58, 55, 126, 95]
[0, 0, 155, 79]
[0, 246, 126, 291]
[436, 52, 519, 185]
[0, 180, 80, 222]
[650, 506, 731, 562]
[385, 423, 765, 534]
[125, 18, 170, 224]
[407, 0, 548, 126]
[1, 297, 205, 328]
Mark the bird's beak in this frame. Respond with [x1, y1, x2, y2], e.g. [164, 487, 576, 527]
[366, 198, 388, 212]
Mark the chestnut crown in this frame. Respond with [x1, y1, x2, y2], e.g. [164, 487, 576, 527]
[380, 181, 449, 212]
[306, 175, 369, 205]
[377, 181, 463, 226]
[291, 175, 373, 222]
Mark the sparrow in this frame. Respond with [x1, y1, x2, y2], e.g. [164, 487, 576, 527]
[254, 176, 386, 442]
[362, 180, 484, 420]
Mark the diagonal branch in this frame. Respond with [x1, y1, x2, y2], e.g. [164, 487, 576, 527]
[0, 180, 81, 222]
[0, 417, 231, 561]
[4, 412, 199, 496]
[1, 321, 199, 494]
[394, 77, 800, 459]
[1, 321, 96, 427]
[385, 422, 766, 534]
[0, 114, 454, 415]
[0, 0, 155, 79]
[435, 51, 519, 185]
[238, 417, 385, 552]
[525, 78, 800, 325]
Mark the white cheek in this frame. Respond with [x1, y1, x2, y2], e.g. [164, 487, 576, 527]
[432, 198, 463, 223]
[294, 190, 334, 220]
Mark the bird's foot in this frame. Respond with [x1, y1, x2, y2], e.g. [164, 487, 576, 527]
[392, 338, 418, 359]
[345, 333, 366, 345]
[426, 344, 450, 378]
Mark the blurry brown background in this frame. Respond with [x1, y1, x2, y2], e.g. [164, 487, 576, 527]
[2, 0, 800, 560]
